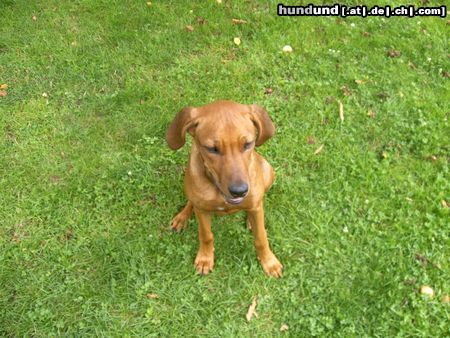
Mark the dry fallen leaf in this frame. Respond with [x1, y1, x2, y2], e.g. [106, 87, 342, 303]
[221, 51, 236, 63]
[246, 297, 258, 321]
[408, 61, 417, 69]
[387, 49, 401, 57]
[355, 79, 365, 85]
[415, 254, 429, 267]
[60, 229, 74, 241]
[146, 293, 159, 299]
[32, 15, 37, 21]
[282, 45, 293, 53]
[338, 101, 344, 122]
[0, 84, 8, 90]
[264, 87, 273, 95]
[0, 91, 7, 97]
[340, 85, 352, 96]
[146, 1, 152, 6]
[233, 37, 241, 46]
[442, 295, 450, 303]
[362, 31, 370, 37]
[197, 17, 207, 25]
[232, 18, 247, 25]
[441, 200, 449, 208]
[12, 232, 21, 243]
[185, 25, 194, 32]
[307, 136, 315, 144]
[280, 324, 289, 332]
[314, 144, 324, 155]
[367, 110, 376, 118]
[216, 0, 222, 3]
[419, 285, 434, 298]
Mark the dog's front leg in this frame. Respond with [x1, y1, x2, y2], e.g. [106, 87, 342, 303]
[247, 204, 283, 278]
[194, 209, 214, 275]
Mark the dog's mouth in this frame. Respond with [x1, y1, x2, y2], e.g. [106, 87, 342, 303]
[215, 186, 247, 205]
[204, 167, 247, 205]
[226, 196, 245, 205]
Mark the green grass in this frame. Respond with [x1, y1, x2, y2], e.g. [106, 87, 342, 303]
[1, 0, 449, 336]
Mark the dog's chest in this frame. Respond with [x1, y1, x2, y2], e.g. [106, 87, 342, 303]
[214, 207, 240, 216]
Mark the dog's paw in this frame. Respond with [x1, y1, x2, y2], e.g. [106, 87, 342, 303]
[170, 213, 189, 232]
[194, 251, 214, 275]
[260, 254, 283, 278]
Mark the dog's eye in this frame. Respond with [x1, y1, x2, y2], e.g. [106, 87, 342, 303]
[243, 141, 254, 151]
[205, 146, 220, 154]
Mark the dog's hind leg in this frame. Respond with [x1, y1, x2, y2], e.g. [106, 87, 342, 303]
[171, 201, 193, 232]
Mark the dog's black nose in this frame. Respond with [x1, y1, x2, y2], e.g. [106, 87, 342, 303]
[228, 183, 248, 197]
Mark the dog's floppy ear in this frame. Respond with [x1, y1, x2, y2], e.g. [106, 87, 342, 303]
[166, 107, 197, 150]
[249, 104, 275, 146]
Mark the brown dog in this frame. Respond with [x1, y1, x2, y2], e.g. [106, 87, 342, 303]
[166, 100, 282, 278]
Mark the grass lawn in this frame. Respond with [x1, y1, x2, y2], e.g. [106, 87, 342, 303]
[1, 0, 449, 336]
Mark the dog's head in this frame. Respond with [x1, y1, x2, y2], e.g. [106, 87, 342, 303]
[166, 100, 275, 204]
